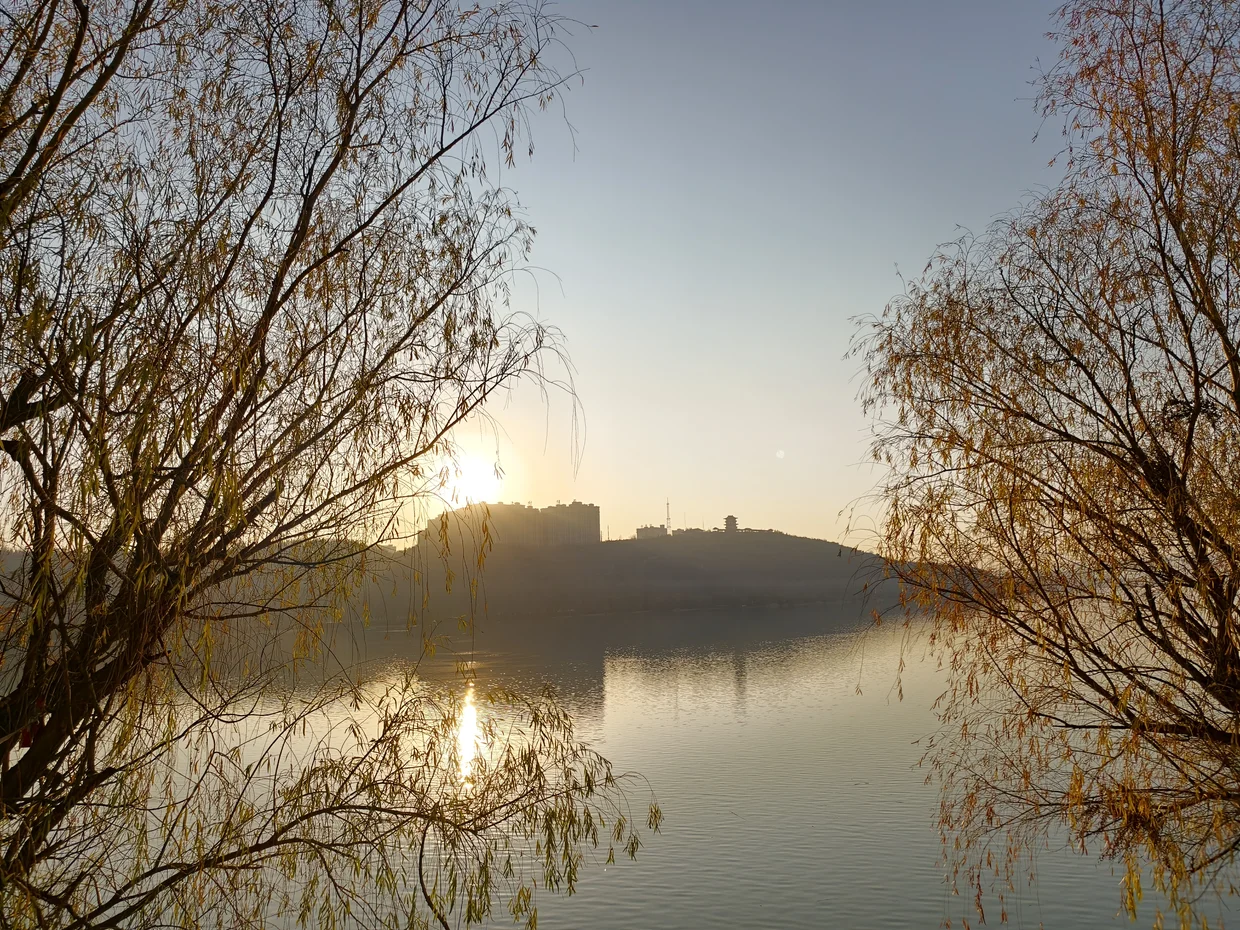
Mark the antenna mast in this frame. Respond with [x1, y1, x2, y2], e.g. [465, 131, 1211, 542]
[666, 498, 671, 532]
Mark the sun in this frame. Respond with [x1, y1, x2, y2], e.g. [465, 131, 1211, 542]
[446, 454, 504, 505]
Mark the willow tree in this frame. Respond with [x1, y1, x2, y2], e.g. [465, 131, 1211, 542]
[861, 1, 1240, 926]
[0, 1, 656, 928]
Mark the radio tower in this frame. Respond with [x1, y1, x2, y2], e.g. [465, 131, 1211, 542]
[666, 498, 671, 532]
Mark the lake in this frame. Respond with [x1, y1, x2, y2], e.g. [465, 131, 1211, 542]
[395, 607, 1233, 930]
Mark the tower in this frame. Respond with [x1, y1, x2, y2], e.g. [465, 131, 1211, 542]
[725, 514, 738, 533]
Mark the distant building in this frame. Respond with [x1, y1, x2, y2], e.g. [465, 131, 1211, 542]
[635, 524, 668, 540]
[417, 500, 600, 552]
[540, 501, 602, 546]
[724, 515, 738, 533]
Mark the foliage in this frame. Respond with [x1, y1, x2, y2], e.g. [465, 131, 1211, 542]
[0, 0, 657, 926]
[860, 1, 1240, 926]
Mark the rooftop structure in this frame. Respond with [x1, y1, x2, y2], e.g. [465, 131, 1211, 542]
[635, 524, 668, 540]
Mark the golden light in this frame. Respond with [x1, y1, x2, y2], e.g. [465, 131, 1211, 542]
[457, 683, 485, 784]
[446, 454, 504, 505]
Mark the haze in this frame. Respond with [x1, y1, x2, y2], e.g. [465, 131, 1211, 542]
[441, 0, 1063, 541]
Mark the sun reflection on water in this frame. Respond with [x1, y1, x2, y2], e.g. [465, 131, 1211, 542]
[457, 683, 485, 784]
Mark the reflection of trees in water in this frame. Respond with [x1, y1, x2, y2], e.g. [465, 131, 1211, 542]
[342, 602, 880, 729]
[350, 612, 927, 763]
[732, 652, 748, 715]
[595, 622, 932, 731]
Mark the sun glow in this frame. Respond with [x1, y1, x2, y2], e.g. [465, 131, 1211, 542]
[446, 454, 504, 505]
[457, 684, 485, 784]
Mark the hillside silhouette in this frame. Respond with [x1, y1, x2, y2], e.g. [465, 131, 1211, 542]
[1, 531, 898, 666]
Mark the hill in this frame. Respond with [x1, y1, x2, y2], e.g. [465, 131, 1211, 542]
[1, 533, 900, 663]
[365, 531, 894, 625]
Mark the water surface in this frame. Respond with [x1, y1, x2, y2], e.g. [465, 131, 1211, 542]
[431, 612, 1231, 930]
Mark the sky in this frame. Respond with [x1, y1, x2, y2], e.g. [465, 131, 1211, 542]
[438, 0, 1066, 543]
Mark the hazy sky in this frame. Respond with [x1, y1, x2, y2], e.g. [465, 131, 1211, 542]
[442, 0, 1065, 543]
